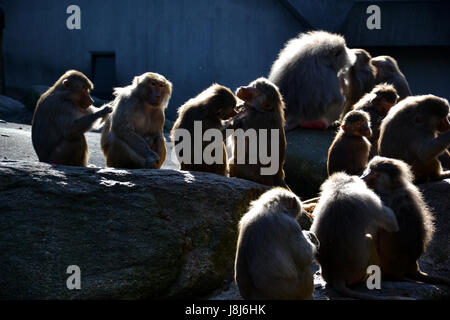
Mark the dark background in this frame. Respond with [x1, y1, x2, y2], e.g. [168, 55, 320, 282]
[1, 0, 449, 120]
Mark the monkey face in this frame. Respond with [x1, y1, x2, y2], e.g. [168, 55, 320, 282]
[437, 115, 450, 133]
[79, 87, 94, 109]
[148, 81, 165, 106]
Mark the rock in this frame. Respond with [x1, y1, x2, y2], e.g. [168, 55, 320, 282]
[0, 160, 268, 299]
[0, 95, 33, 124]
[285, 129, 335, 198]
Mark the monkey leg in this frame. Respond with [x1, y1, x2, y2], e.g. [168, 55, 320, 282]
[405, 262, 450, 285]
[106, 138, 146, 169]
[47, 138, 88, 166]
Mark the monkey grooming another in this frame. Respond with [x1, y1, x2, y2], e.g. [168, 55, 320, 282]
[32, 70, 112, 166]
[353, 83, 399, 158]
[101, 72, 172, 169]
[235, 188, 319, 300]
[310, 173, 399, 300]
[378, 94, 450, 183]
[363, 156, 449, 285]
[327, 110, 372, 176]
[340, 48, 376, 118]
[268, 30, 355, 131]
[170, 84, 237, 176]
[229, 77, 287, 187]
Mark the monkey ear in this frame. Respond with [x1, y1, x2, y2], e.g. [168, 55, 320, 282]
[286, 197, 298, 210]
[62, 79, 69, 88]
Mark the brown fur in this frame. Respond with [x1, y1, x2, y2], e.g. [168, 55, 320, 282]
[327, 110, 372, 176]
[364, 157, 449, 285]
[371, 55, 412, 100]
[32, 70, 111, 166]
[379, 95, 450, 183]
[340, 48, 376, 117]
[311, 173, 399, 299]
[235, 188, 318, 300]
[229, 77, 287, 186]
[353, 83, 399, 158]
[170, 84, 237, 175]
[101, 72, 172, 169]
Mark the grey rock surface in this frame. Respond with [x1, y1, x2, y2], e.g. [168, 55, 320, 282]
[0, 160, 267, 299]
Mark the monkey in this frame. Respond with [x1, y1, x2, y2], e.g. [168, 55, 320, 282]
[101, 72, 172, 169]
[362, 156, 450, 285]
[310, 172, 399, 300]
[31, 70, 112, 166]
[352, 83, 399, 158]
[327, 110, 372, 176]
[170, 84, 237, 175]
[340, 48, 376, 118]
[378, 94, 450, 183]
[235, 187, 319, 300]
[228, 77, 287, 187]
[371, 55, 412, 100]
[268, 30, 356, 131]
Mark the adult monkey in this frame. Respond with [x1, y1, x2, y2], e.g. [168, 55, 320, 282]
[101, 72, 172, 169]
[340, 48, 376, 118]
[363, 157, 450, 285]
[235, 188, 319, 300]
[371, 55, 412, 100]
[268, 30, 355, 131]
[378, 95, 450, 183]
[228, 77, 287, 187]
[32, 70, 112, 166]
[311, 172, 400, 300]
[171, 84, 237, 176]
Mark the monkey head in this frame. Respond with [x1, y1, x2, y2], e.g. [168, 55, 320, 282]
[252, 187, 303, 220]
[371, 56, 399, 79]
[362, 156, 413, 192]
[413, 95, 450, 133]
[353, 48, 372, 67]
[372, 83, 399, 114]
[132, 72, 173, 108]
[236, 77, 284, 113]
[341, 110, 372, 138]
[58, 70, 94, 110]
[206, 84, 237, 120]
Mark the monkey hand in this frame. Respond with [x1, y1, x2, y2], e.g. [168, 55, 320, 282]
[98, 106, 113, 117]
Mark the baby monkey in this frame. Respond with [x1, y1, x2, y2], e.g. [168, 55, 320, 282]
[327, 110, 372, 176]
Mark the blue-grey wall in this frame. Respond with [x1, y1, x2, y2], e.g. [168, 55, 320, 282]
[1, 0, 449, 120]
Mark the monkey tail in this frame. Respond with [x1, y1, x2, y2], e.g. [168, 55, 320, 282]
[332, 280, 412, 300]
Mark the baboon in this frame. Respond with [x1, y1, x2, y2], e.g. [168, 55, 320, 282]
[235, 188, 319, 300]
[378, 95, 450, 183]
[353, 83, 399, 158]
[310, 173, 399, 300]
[371, 55, 412, 100]
[340, 48, 376, 117]
[170, 84, 237, 175]
[101, 72, 172, 169]
[363, 156, 449, 285]
[327, 110, 372, 176]
[31, 70, 112, 166]
[268, 30, 356, 131]
[228, 77, 287, 186]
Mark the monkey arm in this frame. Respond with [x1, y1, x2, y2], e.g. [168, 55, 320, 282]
[120, 131, 159, 161]
[64, 112, 104, 139]
[418, 132, 450, 162]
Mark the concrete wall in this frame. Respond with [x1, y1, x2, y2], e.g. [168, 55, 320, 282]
[1, 0, 449, 120]
[1, 0, 302, 119]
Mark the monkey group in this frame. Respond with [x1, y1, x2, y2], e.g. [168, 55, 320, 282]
[30, 30, 450, 300]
